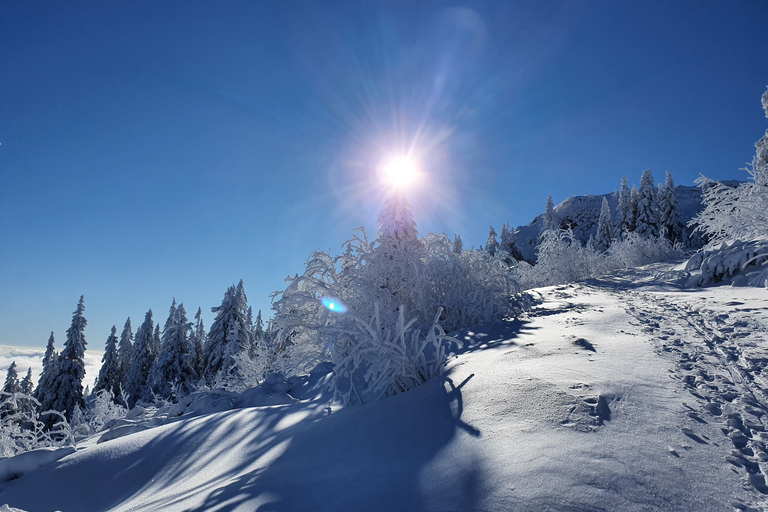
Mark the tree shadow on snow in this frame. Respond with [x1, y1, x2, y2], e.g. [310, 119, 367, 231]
[449, 317, 539, 356]
[185, 374, 484, 512]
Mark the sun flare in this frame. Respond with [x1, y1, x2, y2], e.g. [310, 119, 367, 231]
[381, 156, 419, 189]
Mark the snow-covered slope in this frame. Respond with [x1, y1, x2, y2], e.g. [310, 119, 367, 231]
[514, 183, 712, 263]
[2, 263, 768, 511]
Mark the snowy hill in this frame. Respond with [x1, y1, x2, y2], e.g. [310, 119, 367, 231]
[513, 183, 717, 263]
[2, 261, 768, 511]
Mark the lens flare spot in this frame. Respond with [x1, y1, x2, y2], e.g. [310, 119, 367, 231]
[381, 156, 419, 189]
[321, 296, 347, 313]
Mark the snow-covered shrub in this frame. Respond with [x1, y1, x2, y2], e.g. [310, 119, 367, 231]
[606, 231, 683, 268]
[684, 239, 768, 287]
[0, 392, 76, 457]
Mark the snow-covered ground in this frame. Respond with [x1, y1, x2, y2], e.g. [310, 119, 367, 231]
[2, 262, 767, 512]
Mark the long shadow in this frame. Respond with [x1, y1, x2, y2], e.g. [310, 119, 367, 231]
[449, 318, 539, 356]
[186, 374, 482, 512]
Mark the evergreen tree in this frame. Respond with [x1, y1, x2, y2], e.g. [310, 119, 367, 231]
[204, 281, 252, 384]
[542, 196, 557, 234]
[116, 318, 133, 390]
[2, 361, 20, 394]
[95, 326, 120, 396]
[452, 234, 463, 254]
[34, 332, 58, 401]
[630, 184, 640, 231]
[251, 309, 264, 357]
[635, 169, 660, 238]
[499, 224, 524, 262]
[658, 170, 684, 244]
[153, 324, 162, 358]
[150, 301, 197, 399]
[193, 307, 206, 377]
[125, 309, 156, 407]
[485, 226, 499, 257]
[41, 296, 88, 421]
[613, 177, 633, 240]
[594, 197, 614, 252]
[20, 368, 34, 395]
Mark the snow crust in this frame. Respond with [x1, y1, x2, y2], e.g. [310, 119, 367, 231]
[2, 263, 768, 511]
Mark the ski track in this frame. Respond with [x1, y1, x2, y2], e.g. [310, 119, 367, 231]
[611, 282, 768, 511]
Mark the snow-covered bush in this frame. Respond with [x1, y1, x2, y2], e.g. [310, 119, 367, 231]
[684, 239, 768, 287]
[0, 393, 75, 457]
[606, 231, 683, 268]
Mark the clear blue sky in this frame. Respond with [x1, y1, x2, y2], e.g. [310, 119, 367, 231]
[1, 1, 767, 349]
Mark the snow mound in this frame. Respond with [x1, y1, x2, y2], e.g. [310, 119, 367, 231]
[0, 446, 75, 483]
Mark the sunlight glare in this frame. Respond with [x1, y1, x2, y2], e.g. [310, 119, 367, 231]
[381, 156, 419, 189]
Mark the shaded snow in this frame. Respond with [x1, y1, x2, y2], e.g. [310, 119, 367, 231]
[2, 263, 768, 511]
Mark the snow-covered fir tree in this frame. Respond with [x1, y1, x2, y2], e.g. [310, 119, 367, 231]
[125, 309, 156, 407]
[499, 224, 524, 263]
[150, 301, 197, 399]
[40, 296, 88, 421]
[19, 368, 34, 395]
[193, 307, 206, 378]
[630, 184, 640, 231]
[95, 326, 120, 396]
[251, 309, 264, 357]
[542, 195, 557, 234]
[594, 197, 614, 252]
[658, 170, 684, 245]
[153, 324, 162, 358]
[116, 317, 133, 390]
[2, 361, 20, 395]
[635, 169, 660, 238]
[204, 281, 252, 384]
[452, 234, 463, 254]
[33, 332, 58, 403]
[613, 177, 633, 240]
[485, 226, 499, 257]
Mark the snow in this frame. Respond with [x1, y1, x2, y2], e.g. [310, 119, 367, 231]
[2, 262, 768, 511]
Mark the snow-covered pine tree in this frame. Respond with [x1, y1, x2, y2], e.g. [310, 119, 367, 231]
[658, 171, 684, 245]
[125, 309, 156, 407]
[94, 326, 120, 396]
[452, 234, 463, 254]
[251, 309, 264, 357]
[630, 184, 639, 231]
[542, 195, 557, 234]
[613, 177, 633, 240]
[41, 296, 88, 421]
[499, 224, 524, 263]
[594, 197, 614, 252]
[153, 324, 162, 357]
[34, 332, 58, 401]
[204, 281, 252, 384]
[193, 307, 206, 377]
[2, 361, 20, 394]
[150, 301, 197, 400]
[635, 169, 660, 238]
[485, 226, 499, 257]
[116, 318, 133, 390]
[20, 368, 33, 395]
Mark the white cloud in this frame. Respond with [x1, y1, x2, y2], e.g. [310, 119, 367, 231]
[0, 345, 103, 389]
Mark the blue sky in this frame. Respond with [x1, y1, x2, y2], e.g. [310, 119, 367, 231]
[1, 1, 767, 351]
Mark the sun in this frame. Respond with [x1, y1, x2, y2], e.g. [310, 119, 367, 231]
[380, 156, 419, 189]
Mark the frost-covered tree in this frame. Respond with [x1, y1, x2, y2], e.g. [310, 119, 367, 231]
[485, 226, 499, 257]
[192, 307, 206, 378]
[153, 324, 162, 357]
[658, 170, 684, 244]
[542, 195, 557, 235]
[94, 326, 120, 396]
[635, 169, 660, 238]
[630, 184, 639, 231]
[19, 368, 33, 396]
[41, 296, 88, 421]
[34, 332, 58, 403]
[692, 86, 768, 245]
[204, 281, 252, 384]
[594, 197, 614, 253]
[499, 224, 524, 263]
[125, 309, 156, 407]
[116, 318, 133, 389]
[613, 177, 633, 240]
[150, 301, 197, 399]
[2, 362, 20, 395]
[452, 234, 463, 254]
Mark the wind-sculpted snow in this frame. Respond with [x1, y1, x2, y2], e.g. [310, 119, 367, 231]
[2, 263, 767, 511]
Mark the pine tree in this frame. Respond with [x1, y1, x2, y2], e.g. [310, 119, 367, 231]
[116, 317, 133, 390]
[41, 296, 88, 421]
[150, 301, 197, 399]
[635, 169, 660, 238]
[499, 224, 524, 262]
[2, 361, 20, 394]
[34, 332, 58, 401]
[542, 196, 557, 234]
[658, 170, 684, 244]
[204, 281, 252, 384]
[485, 226, 499, 257]
[613, 177, 633, 240]
[630, 184, 640, 231]
[153, 324, 162, 357]
[125, 309, 156, 407]
[594, 197, 614, 252]
[1, 361, 21, 418]
[95, 326, 120, 396]
[20, 368, 34, 395]
[452, 234, 463, 254]
[251, 309, 264, 357]
[193, 307, 206, 377]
